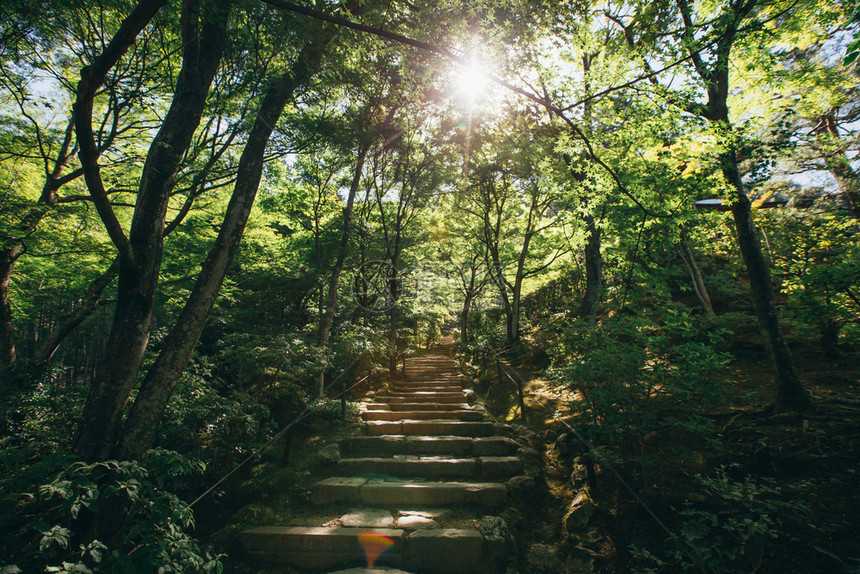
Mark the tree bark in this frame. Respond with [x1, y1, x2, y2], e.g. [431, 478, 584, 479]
[33, 260, 119, 363]
[820, 109, 860, 218]
[117, 22, 336, 460]
[75, 0, 229, 461]
[577, 213, 602, 321]
[673, 0, 811, 412]
[460, 293, 473, 344]
[0, 245, 23, 373]
[317, 142, 370, 397]
[678, 231, 715, 316]
[723, 154, 812, 411]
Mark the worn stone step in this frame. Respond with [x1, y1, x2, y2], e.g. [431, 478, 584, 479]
[379, 395, 467, 405]
[361, 410, 483, 422]
[341, 436, 519, 458]
[336, 456, 522, 479]
[364, 420, 495, 437]
[366, 403, 470, 412]
[239, 526, 405, 570]
[403, 529, 486, 574]
[336, 507, 455, 530]
[389, 383, 463, 390]
[313, 477, 507, 508]
[383, 391, 466, 400]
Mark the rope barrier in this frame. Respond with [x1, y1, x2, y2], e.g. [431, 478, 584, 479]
[491, 355, 677, 541]
[188, 352, 368, 508]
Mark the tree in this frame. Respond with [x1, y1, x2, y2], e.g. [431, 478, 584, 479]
[460, 111, 570, 343]
[0, 0, 173, 374]
[603, 0, 848, 411]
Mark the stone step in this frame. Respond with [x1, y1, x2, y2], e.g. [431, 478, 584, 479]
[379, 395, 467, 405]
[240, 526, 406, 570]
[390, 381, 463, 388]
[367, 402, 470, 412]
[383, 391, 466, 400]
[336, 456, 523, 479]
[361, 410, 483, 422]
[388, 387, 463, 394]
[313, 477, 507, 508]
[364, 420, 496, 437]
[341, 436, 519, 458]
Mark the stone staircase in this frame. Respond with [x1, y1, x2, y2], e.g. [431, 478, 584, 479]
[239, 346, 525, 573]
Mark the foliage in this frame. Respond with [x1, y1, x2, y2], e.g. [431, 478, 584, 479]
[631, 467, 817, 574]
[1, 455, 222, 574]
[546, 309, 731, 457]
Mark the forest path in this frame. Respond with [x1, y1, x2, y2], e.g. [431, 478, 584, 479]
[239, 339, 525, 573]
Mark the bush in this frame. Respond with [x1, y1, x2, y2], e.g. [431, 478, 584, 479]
[631, 467, 817, 573]
[1, 453, 222, 574]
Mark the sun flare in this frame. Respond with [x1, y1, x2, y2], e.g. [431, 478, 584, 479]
[454, 63, 489, 102]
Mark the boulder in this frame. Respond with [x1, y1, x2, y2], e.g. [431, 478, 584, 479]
[478, 515, 509, 570]
[505, 475, 536, 498]
[570, 463, 589, 488]
[526, 543, 562, 573]
[564, 488, 596, 532]
[316, 443, 340, 465]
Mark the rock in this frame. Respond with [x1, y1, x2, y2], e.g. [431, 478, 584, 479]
[500, 507, 522, 529]
[547, 465, 566, 481]
[396, 515, 438, 529]
[526, 543, 562, 573]
[570, 463, 588, 488]
[463, 389, 477, 404]
[517, 446, 541, 461]
[478, 516, 509, 570]
[340, 509, 394, 528]
[317, 443, 341, 465]
[477, 515, 508, 542]
[556, 433, 585, 457]
[565, 555, 595, 574]
[564, 489, 596, 532]
[397, 509, 452, 520]
[505, 475, 536, 498]
[512, 424, 538, 442]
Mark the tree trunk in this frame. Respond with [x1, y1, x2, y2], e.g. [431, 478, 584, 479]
[0, 245, 23, 373]
[678, 232, 715, 316]
[723, 154, 812, 411]
[117, 27, 334, 460]
[317, 142, 370, 397]
[389, 302, 398, 376]
[674, 0, 811, 411]
[460, 294, 473, 344]
[75, 0, 229, 461]
[577, 213, 602, 321]
[820, 110, 860, 218]
[33, 259, 119, 363]
[388, 261, 400, 376]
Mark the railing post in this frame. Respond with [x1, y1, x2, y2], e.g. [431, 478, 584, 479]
[341, 374, 347, 419]
[515, 373, 526, 422]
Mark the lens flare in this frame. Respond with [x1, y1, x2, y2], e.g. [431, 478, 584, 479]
[358, 531, 395, 567]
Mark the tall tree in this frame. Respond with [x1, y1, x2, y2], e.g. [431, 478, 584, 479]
[607, 0, 828, 410]
[74, 0, 231, 460]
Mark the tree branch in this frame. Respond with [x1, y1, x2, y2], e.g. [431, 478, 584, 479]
[73, 0, 167, 265]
